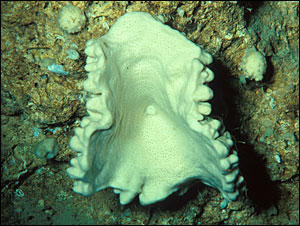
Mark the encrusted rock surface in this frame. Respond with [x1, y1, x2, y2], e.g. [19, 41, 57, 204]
[1, 1, 298, 225]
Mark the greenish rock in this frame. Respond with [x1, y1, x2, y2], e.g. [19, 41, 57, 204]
[34, 137, 59, 159]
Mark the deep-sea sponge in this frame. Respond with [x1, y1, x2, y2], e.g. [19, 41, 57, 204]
[67, 12, 244, 206]
[240, 47, 267, 81]
[58, 4, 86, 34]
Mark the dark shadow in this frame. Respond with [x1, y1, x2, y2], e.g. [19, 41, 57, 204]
[237, 1, 265, 9]
[237, 1, 265, 26]
[154, 183, 206, 211]
[124, 182, 206, 211]
[262, 55, 275, 84]
[208, 59, 236, 124]
[209, 59, 281, 211]
[237, 142, 281, 211]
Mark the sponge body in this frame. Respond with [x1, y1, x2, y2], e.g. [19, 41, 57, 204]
[58, 4, 86, 34]
[67, 12, 244, 205]
[240, 47, 267, 81]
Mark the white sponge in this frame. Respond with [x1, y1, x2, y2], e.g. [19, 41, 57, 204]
[58, 4, 86, 34]
[240, 47, 267, 81]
